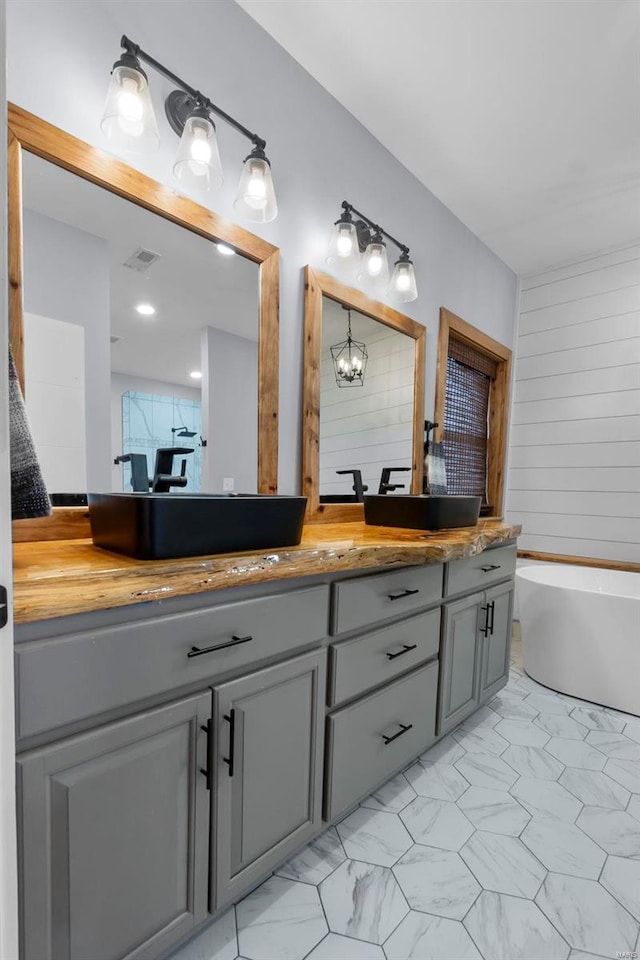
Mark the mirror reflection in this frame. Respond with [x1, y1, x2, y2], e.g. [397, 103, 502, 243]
[320, 296, 415, 502]
[20, 152, 259, 499]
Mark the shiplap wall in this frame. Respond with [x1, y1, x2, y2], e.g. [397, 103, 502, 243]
[319, 307, 415, 498]
[506, 244, 640, 564]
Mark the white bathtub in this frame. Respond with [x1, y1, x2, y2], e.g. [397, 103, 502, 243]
[516, 564, 640, 716]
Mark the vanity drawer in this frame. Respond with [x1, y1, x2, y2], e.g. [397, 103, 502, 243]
[444, 543, 517, 598]
[331, 564, 443, 636]
[324, 660, 438, 820]
[15, 585, 329, 741]
[328, 608, 440, 706]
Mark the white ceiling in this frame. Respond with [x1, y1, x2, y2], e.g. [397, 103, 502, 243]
[22, 152, 259, 387]
[237, 0, 640, 275]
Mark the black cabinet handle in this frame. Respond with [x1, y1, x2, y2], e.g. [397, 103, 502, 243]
[188, 634, 253, 658]
[223, 710, 235, 777]
[488, 600, 496, 635]
[386, 643, 418, 661]
[480, 604, 490, 637]
[481, 564, 501, 573]
[382, 722, 413, 745]
[387, 588, 420, 602]
[199, 720, 213, 790]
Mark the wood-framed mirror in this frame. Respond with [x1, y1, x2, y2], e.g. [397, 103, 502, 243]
[8, 104, 279, 519]
[303, 266, 426, 522]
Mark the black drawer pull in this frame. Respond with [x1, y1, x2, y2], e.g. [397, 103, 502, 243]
[223, 710, 235, 777]
[382, 722, 413, 745]
[199, 720, 212, 790]
[480, 564, 501, 573]
[386, 643, 418, 661]
[488, 600, 496, 635]
[480, 604, 490, 637]
[387, 588, 420, 602]
[188, 634, 253, 658]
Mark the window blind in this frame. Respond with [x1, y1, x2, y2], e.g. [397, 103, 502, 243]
[442, 337, 497, 509]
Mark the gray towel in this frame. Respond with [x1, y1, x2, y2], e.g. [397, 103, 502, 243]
[9, 347, 51, 520]
[426, 441, 447, 495]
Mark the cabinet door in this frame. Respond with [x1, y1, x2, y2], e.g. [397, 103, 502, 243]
[438, 592, 484, 735]
[479, 580, 514, 702]
[212, 650, 326, 910]
[18, 693, 211, 960]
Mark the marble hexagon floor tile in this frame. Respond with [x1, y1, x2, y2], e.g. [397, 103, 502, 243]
[359, 773, 416, 814]
[605, 757, 640, 793]
[236, 876, 328, 960]
[576, 806, 640, 857]
[464, 890, 570, 960]
[510, 776, 583, 822]
[544, 737, 606, 771]
[385, 911, 482, 960]
[319, 860, 408, 944]
[404, 760, 470, 801]
[586, 730, 640, 761]
[392, 845, 481, 919]
[502, 744, 565, 781]
[419, 733, 466, 765]
[400, 796, 475, 850]
[570, 706, 626, 732]
[521, 817, 605, 879]
[628, 794, 640, 821]
[489, 695, 540, 722]
[525, 694, 572, 716]
[558, 767, 630, 810]
[457, 786, 531, 836]
[454, 750, 518, 790]
[304, 933, 385, 960]
[494, 718, 550, 748]
[336, 808, 413, 867]
[452, 724, 510, 757]
[276, 827, 345, 885]
[600, 854, 640, 921]
[459, 830, 546, 898]
[534, 714, 588, 740]
[536, 872, 638, 958]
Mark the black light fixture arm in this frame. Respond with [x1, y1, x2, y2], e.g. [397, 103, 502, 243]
[120, 35, 267, 150]
[341, 200, 410, 256]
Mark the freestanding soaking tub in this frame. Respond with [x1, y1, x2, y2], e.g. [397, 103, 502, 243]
[517, 564, 640, 716]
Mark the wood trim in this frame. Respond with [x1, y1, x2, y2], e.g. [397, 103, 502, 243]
[434, 306, 512, 515]
[302, 267, 426, 523]
[8, 129, 24, 393]
[7, 104, 279, 525]
[517, 550, 640, 574]
[12, 507, 91, 543]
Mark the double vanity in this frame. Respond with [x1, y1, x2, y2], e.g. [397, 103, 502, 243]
[13, 520, 519, 960]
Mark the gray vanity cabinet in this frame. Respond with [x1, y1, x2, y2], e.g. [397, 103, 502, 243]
[211, 649, 326, 910]
[438, 579, 515, 735]
[17, 692, 211, 960]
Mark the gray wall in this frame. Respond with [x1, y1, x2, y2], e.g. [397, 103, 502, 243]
[7, 0, 518, 494]
[22, 209, 111, 490]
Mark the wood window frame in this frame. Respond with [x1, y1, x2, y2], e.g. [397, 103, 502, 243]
[434, 308, 512, 517]
[7, 103, 280, 508]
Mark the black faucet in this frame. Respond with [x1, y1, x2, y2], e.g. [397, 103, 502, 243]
[336, 469, 368, 502]
[378, 467, 411, 494]
[151, 447, 194, 493]
[114, 453, 151, 492]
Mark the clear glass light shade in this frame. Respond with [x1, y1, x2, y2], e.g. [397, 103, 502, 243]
[100, 64, 160, 152]
[326, 221, 361, 277]
[389, 258, 418, 302]
[173, 114, 223, 191]
[233, 156, 278, 222]
[360, 241, 390, 289]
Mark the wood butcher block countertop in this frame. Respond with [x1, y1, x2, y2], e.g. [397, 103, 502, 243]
[12, 520, 520, 624]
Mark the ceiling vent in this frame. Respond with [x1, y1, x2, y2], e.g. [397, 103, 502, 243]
[123, 247, 161, 273]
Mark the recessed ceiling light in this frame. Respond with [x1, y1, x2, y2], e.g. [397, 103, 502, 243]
[215, 242, 235, 256]
[190, 370, 203, 380]
[135, 303, 156, 316]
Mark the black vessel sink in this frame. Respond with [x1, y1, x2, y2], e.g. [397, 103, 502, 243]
[364, 494, 482, 531]
[88, 493, 307, 560]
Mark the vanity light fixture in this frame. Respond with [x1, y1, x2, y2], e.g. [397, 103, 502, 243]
[135, 303, 156, 316]
[330, 307, 368, 388]
[326, 201, 418, 302]
[101, 35, 278, 221]
[215, 242, 236, 256]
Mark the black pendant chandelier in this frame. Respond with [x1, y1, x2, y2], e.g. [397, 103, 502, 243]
[330, 307, 368, 388]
